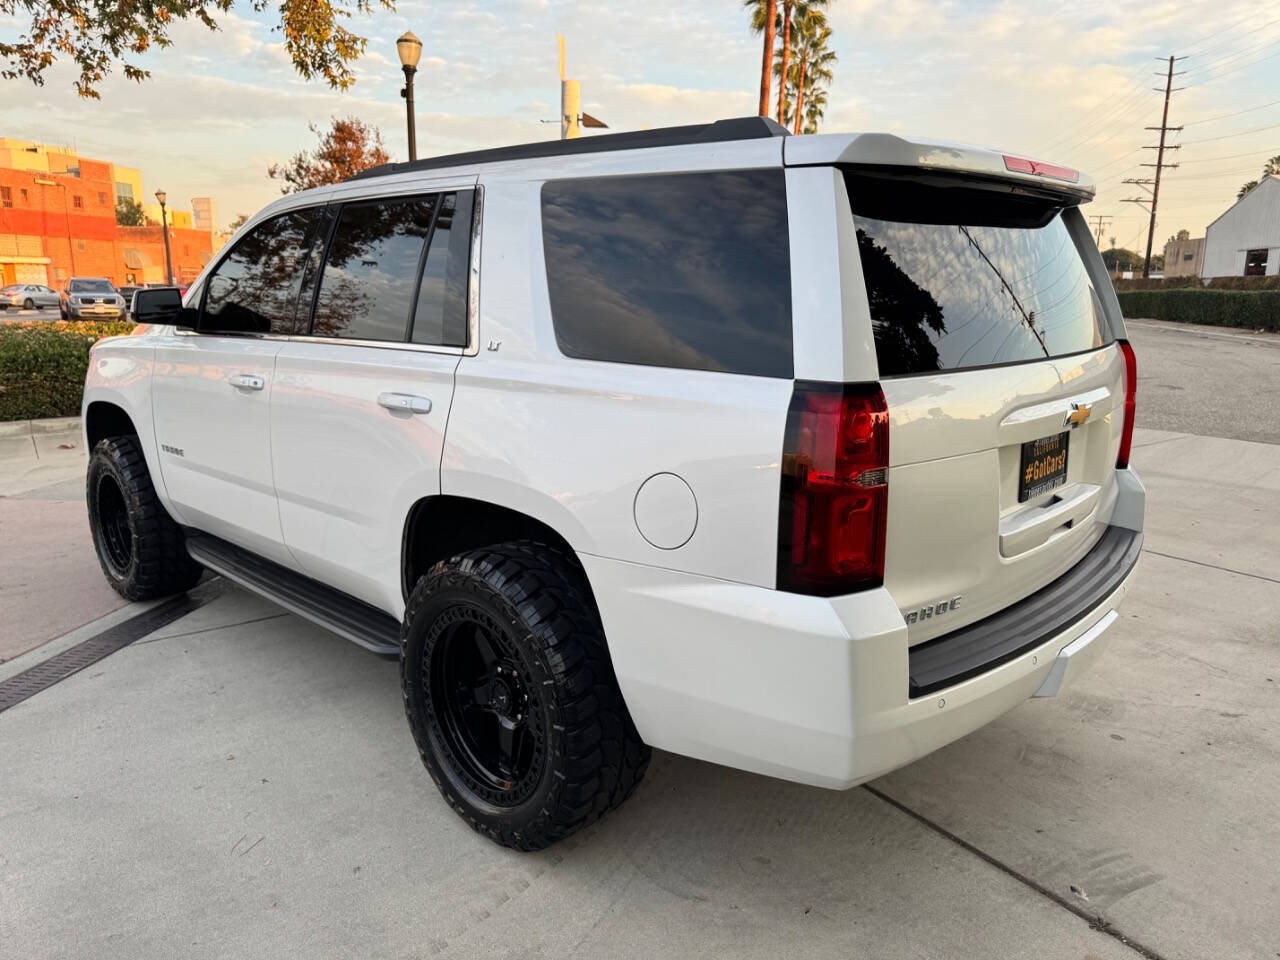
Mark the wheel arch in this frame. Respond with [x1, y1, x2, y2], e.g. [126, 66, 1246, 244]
[400, 495, 595, 608]
[85, 400, 139, 448]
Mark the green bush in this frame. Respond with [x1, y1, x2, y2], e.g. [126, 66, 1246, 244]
[0, 321, 134, 421]
[1116, 289, 1280, 331]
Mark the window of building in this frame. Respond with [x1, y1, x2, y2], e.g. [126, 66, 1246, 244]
[200, 208, 318, 335]
[116, 183, 134, 202]
[311, 196, 436, 342]
[0, 186, 10, 207]
[72, 195, 83, 209]
[411, 191, 473, 347]
[1244, 248, 1269, 276]
[98, 191, 107, 205]
[540, 170, 793, 378]
[19, 188, 28, 202]
[76, 240, 85, 251]
[1183, 252, 1194, 261]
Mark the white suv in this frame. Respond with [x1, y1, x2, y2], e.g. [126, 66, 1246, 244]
[82, 117, 1144, 850]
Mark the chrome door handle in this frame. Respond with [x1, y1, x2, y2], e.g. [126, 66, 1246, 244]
[377, 392, 432, 415]
[228, 374, 264, 391]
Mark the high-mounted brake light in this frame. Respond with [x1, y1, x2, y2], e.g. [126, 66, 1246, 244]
[1116, 340, 1137, 469]
[777, 382, 889, 596]
[1002, 155, 1080, 184]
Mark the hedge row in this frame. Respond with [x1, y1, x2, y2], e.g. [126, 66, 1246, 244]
[1115, 289, 1280, 331]
[1114, 275, 1280, 291]
[0, 321, 134, 421]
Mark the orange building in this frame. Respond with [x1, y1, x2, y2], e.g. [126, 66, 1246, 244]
[0, 145, 215, 288]
[117, 224, 212, 285]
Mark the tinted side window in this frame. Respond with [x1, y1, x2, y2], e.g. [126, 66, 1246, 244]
[411, 190, 473, 347]
[202, 209, 317, 334]
[541, 170, 792, 378]
[312, 197, 434, 341]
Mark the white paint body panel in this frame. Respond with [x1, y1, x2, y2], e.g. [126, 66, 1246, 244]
[270, 341, 459, 616]
[82, 126, 1145, 791]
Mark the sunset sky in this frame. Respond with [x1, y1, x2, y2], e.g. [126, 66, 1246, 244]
[2, 0, 1278, 252]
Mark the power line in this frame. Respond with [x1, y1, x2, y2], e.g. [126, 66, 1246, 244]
[1182, 98, 1280, 126]
[1180, 147, 1280, 163]
[1180, 120, 1280, 144]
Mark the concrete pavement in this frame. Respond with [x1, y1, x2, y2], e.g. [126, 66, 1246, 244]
[1, 319, 1278, 959]
[0, 417, 127, 663]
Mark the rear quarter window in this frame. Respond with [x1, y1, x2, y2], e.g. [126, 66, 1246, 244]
[847, 171, 1110, 377]
[541, 169, 792, 379]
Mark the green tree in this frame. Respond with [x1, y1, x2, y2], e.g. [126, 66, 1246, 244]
[0, 0, 392, 98]
[227, 213, 250, 233]
[1236, 154, 1279, 200]
[114, 197, 145, 226]
[268, 116, 389, 193]
[781, 9, 835, 134]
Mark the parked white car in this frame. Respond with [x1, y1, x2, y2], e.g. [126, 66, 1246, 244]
[82, 118, 1144, 850]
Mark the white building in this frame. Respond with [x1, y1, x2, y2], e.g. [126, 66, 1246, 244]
[1201, 175, 1280, 278]
[191, 196, 216, 233]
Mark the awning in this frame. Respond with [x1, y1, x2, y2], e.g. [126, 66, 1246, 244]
[123, 248, 150, 269]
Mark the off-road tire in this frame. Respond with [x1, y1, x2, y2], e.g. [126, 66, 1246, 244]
[87, 435, 203, 601]
[401, 541, 650, 850]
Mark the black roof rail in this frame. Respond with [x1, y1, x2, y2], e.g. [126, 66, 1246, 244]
[346, 116, 789, 182]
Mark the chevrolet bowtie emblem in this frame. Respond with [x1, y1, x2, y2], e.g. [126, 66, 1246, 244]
[1065, 402, 1092, 428]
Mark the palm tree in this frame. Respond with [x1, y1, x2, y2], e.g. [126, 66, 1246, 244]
[775, 1, 829, 126]
[1237, 180, 1259, 200]
[744, 0, 779, 117]
[800, 87, 829, 135]
[782, 12, 835, 134]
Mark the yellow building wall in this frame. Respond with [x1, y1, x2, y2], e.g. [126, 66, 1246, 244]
[112, 165, 144, 205]
[143, 203, 193, 228]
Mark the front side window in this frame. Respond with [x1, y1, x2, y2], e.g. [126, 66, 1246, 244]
[312, 197, 435, 342]
[1244, 248, 1268, 276]
[848, 171, 1109, 377]
[540, 170, 793, 378]
[201, 208, 317, 335]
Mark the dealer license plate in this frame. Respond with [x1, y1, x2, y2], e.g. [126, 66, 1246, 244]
[1018, 432, 1069, 502]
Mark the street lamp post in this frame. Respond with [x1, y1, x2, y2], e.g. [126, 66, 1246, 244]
[397, 31, 423, 161]
[154, 189, 174, 286]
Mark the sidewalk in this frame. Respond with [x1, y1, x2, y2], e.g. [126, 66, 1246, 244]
[0, 415, 85, 497]
[0, 415, 127, 662]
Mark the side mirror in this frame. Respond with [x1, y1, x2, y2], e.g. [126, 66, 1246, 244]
[131, 287, 196, 329]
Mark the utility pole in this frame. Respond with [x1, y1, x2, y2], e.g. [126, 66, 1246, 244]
[1088, 214, 1113, 248]
[1121, 55, 1184, 278]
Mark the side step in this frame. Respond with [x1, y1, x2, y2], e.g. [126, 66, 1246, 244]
[185, 532, 401, 655]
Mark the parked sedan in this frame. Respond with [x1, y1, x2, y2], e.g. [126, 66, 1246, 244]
[59, 278, 126, 319]
[0, 283, 60, 311]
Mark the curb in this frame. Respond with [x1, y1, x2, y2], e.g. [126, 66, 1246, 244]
[0, 415, 81, 440]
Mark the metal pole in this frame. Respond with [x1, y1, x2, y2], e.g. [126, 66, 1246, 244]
[1143, 57, 1175, 279]
[159, 203, 174, 286]
[402, 65, 418, 161]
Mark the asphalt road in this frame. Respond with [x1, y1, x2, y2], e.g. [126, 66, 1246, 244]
[1126, 318, 1280, 444]
[1, 320, 1277, 959]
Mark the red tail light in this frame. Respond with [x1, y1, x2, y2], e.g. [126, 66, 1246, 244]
[1116, 340, 1137, 469]
[777, 382, 889, 596]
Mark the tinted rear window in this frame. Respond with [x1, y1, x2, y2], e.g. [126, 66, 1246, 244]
[847, 172, 1109, 376]
[541, 170, 792, 379]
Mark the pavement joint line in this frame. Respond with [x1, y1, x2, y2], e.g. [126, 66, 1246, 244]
[0, 594, 206, 714]
[131, 611, 291, 645]
[1142, 548, 1280, 586]
[861, 784, 1170, 960]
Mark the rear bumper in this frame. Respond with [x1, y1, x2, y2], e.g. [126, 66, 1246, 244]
[583, 467, 1145, 790]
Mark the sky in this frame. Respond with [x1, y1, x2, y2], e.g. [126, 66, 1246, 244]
[2, 0, 1279, 253]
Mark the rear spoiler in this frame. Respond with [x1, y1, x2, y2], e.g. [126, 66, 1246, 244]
[785, 132, 1095, 204]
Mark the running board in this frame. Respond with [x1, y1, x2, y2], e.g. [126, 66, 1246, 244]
[185, 532, 401, 656]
